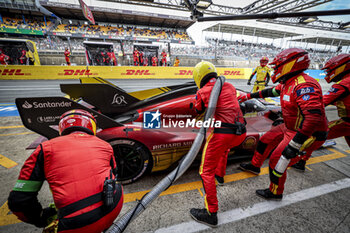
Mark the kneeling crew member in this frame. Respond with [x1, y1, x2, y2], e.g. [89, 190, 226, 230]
[8, 109, 123, 233]
[239, 48, 328, 199]
[190, 61, 246, 227]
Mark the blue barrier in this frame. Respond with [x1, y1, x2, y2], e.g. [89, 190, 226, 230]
[0, 104, 19, 117]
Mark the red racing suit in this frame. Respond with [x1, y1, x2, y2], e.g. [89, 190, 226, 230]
[323, 73, 350, 146]
[249, 73, 328, 195]
[152, 56, 158, 66]
[8, 132, 123, 233]
[133, 50, 140, 66]
[19, 50, 27, 65]
[161, 51, 167, 66]
[107, 52, 117, 66]
[64, 50, 71, 66]
[195, 78, 246, 213]
[0, 53, 9, 65]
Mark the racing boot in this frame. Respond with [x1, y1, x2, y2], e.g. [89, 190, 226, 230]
[256, 188, 283, 200]
[291, 159, 306, 172]
[215, 175, 224, 186]
[190, 208, 217, 227]
[239, 163, 260, 175]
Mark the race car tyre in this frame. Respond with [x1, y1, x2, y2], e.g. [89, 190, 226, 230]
[109, 139, 152, 184]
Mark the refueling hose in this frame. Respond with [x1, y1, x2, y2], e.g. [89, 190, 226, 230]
[106, 76, 225, 233]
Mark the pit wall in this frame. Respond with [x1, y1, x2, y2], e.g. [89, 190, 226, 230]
[0, 66, 252, 80]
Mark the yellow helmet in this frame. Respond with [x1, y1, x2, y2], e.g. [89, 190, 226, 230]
[193, 61, 217, 88]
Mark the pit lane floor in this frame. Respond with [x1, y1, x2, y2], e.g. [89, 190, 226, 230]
[0, 79, 349, 232]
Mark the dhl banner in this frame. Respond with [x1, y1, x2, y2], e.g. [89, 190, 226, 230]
[0, 66, 252, 80]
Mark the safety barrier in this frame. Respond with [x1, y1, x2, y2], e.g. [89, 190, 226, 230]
[0, 65, 251, 80]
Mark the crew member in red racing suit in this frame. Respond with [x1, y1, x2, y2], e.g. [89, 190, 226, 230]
[152, 55, 158, 66]
[0, 50, 9, 65]
[190, 61, 246, 227]
[238, 48, 328, 199]
[133, 48, 140, 66]
[292, 54, 350, 170]
[64, 48, 71, 66]
[161, 49, 167, 66]
[19, 49, 27, 65]
[107, 50, 117, 66]
[8, 109, 123, 233]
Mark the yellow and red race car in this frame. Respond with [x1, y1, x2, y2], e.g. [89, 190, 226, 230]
[17, 77, 284, 184]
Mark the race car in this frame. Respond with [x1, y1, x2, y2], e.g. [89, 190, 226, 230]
[16, 77, 284, 184]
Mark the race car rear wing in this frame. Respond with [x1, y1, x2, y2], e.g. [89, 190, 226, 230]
[60, 79, 197, 117]
[16, 96, 122, 139]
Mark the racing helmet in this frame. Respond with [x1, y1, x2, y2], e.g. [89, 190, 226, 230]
[260, 56, 269, 67]
[193, 61, 217, 88]
[269, 48, 310, 83]
[59, 109, 97, 136]
[322, 54, 350, 83]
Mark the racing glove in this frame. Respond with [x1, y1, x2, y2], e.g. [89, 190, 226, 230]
[34, 205, 57, 228]
[238, 93, 251, 103]
[247, 81, 251, 85]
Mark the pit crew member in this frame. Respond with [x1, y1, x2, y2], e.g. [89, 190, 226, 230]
[0, 50, 9, 65]
[64, 48, 71, 66]
[190, 61, 246, 227]
[238, 48, 328, 199]
[161, 49, 167, 66]
[19, 49, 27, 65]
[247, 56, 271, 92]
[107, 50, 117, 66]
[8, 109, 123, 233]
[133, 48, 140, 66]
[152, 55, 158, 66]
[292, 54, 350, 171]
[174, 56, 180, 66]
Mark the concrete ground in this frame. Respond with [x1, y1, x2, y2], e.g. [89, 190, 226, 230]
[0, 79, 349, 233]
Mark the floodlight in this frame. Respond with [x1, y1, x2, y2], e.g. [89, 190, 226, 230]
[183, 0, 212, 20]
[196, 0, 212, 10]
[340, 22, 350, 29]
[299, 16, 318, 24]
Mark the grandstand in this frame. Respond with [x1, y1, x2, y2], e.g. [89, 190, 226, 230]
[0, 0, 349, 67]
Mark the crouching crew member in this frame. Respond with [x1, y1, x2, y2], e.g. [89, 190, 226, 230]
[8, 109, 123, 233]
[190, 61, 246, 227]
[238, 48, 328, 199]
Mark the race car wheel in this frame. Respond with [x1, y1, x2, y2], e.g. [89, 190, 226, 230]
[109, 139, 151, 184]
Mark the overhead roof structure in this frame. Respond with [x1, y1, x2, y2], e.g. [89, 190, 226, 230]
[204, 24, 301, 39]
[43, 2, 194, 29]
[290, 37, 350, 46]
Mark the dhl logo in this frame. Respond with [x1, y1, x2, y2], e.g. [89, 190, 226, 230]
[121, 70, 154, 75]
[175, 70, 193, 76]
[61, 69, 93, 75]
[0, 69, 26, 75]
[221, 71, 242, 76]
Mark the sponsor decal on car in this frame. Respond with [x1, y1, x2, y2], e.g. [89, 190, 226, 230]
[111, 94, 127, 105]
[22, 101, 72, 109]
[37, 116, 60, 123]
